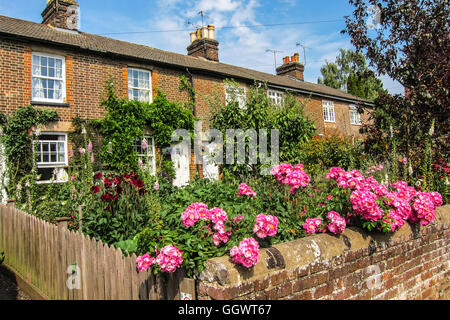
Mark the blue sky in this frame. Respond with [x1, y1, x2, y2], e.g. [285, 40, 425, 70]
[0, 0, 403, 94]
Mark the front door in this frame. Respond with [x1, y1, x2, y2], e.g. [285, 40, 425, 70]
[171, 141, 190, 187]
[202, 141, 219, 180]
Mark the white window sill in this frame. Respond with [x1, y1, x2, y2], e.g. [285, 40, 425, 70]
[35, 180, 68, 185]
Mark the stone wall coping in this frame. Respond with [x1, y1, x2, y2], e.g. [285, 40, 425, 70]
[198, 204, 450, 287]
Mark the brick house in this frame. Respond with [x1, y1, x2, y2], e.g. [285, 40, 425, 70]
[0, 0, 373, 187]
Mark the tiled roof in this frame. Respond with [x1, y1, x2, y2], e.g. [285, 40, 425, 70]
[0, 14, 371, 105]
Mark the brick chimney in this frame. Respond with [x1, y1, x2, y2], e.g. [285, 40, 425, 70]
[276, 53, 304, 81]
[42, 0, 80, 31]
[187, 25, 219, 62]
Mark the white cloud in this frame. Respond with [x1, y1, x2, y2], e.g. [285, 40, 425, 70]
[195, 0, 241, 12]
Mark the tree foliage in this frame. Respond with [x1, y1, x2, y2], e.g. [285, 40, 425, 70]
[98, 79, 195, 172]
[209, 80, 316, 180]
[317, 48, 386, 101]
[343, 0, 449, 160]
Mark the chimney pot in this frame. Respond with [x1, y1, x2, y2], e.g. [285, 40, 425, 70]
[42, 0, 80, 30]
[207, 25, 215, 40]
[187, 27, 219, 61]
[190, 31, 197, 43]
[277, 53, 304, 81]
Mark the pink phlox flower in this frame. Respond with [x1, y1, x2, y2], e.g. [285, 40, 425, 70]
[155, 245, 183, 273]
[136, 253, 156, 272]
[209, 207, 228, 224]
[237, 183, 257, 197]
[253, 214, 279, 238]
[230, 237, 260, 268]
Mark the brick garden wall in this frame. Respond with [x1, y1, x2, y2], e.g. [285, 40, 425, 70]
[197, 205, 450, 300]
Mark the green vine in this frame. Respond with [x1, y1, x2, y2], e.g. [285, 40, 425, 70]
[98, 78, 196, 173]
[0, 105, 59, 201]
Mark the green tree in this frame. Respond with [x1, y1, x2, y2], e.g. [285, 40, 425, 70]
[209, 80, 316, 180]
[343, 0, 449, 166]
[317, 48, 386, 101]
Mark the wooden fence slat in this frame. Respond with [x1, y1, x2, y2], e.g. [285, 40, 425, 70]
[0, 205, 190, 301]
[95, 241, 105, 300]
[103, 243, 111, 300]
[115, 248, 124, 300]
[130, 254, 139, 300]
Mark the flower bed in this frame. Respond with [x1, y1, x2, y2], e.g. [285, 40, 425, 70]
[133, 163, 444, 278]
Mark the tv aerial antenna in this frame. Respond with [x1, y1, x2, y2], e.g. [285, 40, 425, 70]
[266, 49, 283, 72]
[296, 42, 309, 66]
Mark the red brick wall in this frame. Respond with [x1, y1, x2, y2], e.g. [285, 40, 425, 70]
[197, 205, 450, 300]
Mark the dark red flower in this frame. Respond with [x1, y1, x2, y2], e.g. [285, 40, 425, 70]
[100, 194, 108, 202]
[133, 179, 144, 188]
[104, 177, 112, 188]
[113, 176, 121, 185]
[94, 172, 102, 180]
[91, 185, 100, 194]
[105, 205, 110, 211]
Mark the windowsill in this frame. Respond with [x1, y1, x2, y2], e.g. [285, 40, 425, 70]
[35, 180, 68, 185]
[350, 123, 362, 126]
[31, 100, 70, 107]
[324, 120, 336, 123]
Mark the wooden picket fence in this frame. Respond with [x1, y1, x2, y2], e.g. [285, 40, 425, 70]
[0, 204, 196, 300]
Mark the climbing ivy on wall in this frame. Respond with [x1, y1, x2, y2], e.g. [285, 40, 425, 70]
[98, 79, 196, 173]
[0, 105, 59, 199]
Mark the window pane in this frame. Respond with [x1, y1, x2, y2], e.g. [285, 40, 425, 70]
[58, 153, 65, 162]
[57, 142, 65, 152]
[55, 59, 62, 69]
[41, 56, 47, 67]
[43, 154, 49, 163]
[50, 143, 56, 152]
[32, 64, 40, 76]
[33, 55, 40, 66]
[41, 65, 48, 77]
[48, 58, 55, 68]
[51, 154, 57, 163]
[48, 67, 55, 78]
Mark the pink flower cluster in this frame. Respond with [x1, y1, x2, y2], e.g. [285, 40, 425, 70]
[181, 202, 210, 227]
[350, 190, 384, 222]
[230, 237, 260, 268]
[327, 211, 346, 235]
[136, 244, 183, 273]
[253, 214, 279, 238]
[327, 167, 443, 231]
[155, 245, 184, 273]
[136, 253, 156, 272]
[302, 212, 347, 236]
[302, 218, 326, 235]
[237, 183, 257, 197]
[272, 163, 310, 194]
[181, 204, 232, 247]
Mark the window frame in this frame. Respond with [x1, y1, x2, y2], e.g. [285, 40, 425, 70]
[134, 135, 156, 176]
[128, 68, 152, 103]
[33, 132, 69, 184]
[349, 104, 362, 125]
[322, 100, 336, 123]
[267, 89, 284, 106]
[225, 84, 246, 109]
[31, 52, 66, 104]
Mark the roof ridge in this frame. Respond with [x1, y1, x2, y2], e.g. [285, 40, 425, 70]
[0, 14, 370, 104]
